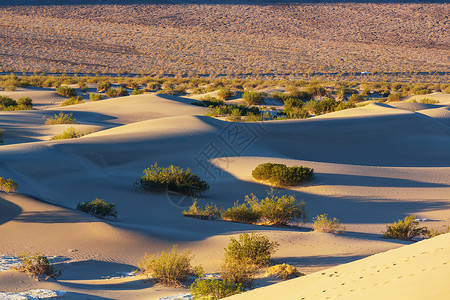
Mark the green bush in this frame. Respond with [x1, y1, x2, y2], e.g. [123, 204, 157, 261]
[252, 163, 314, 187]
[383, 215, 429, 240]
[61, 95, 83, 106]
[51, 126, 85, 140]
[89, 93, 104, 101]
[313, 214, 345, 234]
[348, 94, 365, 103]
[17, 97, 33, 108]
[14, 252, 60, 279]
[132, 88, 144, 95]
[106, 87, 129, 97]
[288, 89, 312, 101]
[0, 95, 17, 108]
[217, 87, 234, 100]
[138, 245, 201, 287]
[419, 98, 439, 104]
[78, 82, 87, 92]
[183, 199, 223, 220]
[222, 202, 260, 224]
[45, 112, 76, 125]
[267, 264, 304, 280]
[190, 278, 244, 299]
[444, 86, 450, 94]
[387, 92, 402, 102]
[246, 193, 306, 226]
[136, 163, 209, 196]
[76, 198, 118, 219]
[56, 86, 77, 98]
[97, 82, 111, 92]
[224, 232, 278, 268]
[0, 177, 18, 193]
[242, 91, 264, 105]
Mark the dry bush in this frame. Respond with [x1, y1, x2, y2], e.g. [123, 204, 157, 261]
[183, 199, 223, 220]
[383, 215, 429, 240]
[313, 214, 345, 234]
[45, 112, 76, 125]
[51, 126, 88, 140]
[267, 264, 304, 280]
[0, 177, 18, 193]
[76, 198, 118, 219]
[13, 252, 60, 280]
[190, 278, 244, 300]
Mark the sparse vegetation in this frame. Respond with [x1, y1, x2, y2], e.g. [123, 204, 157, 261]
[313, 214, 345, 234]
[89, 93, 104, 101]
[138, 245, 202, 287]
[51, 126, 87, 140]
[106, 87, 129, 97]
[97, 82, 111, 92]
[419, 98, 439, 104]
[136, 163, 209, 196]
[383, 215, 429, 240]
[267, 264, 304, 280]
[183, 199, 223, 220]
[387, 92, 402, 102]
[44, 112, 76, 125]
[190, 278, 244, 300]
[61, 95, 83, 106]
[222, 202, 261, 224]
[13, 252, 60, 279]
[0, 177, 18, 193]
[0, 95, 32, 111]
[76, 198, 118, 219]
[56, 86, 77, 98]
[242, 91, 264, 105]
[0, 128, 3, 144]
[217, 87, 234, 100]
[252, 163, 314, 187]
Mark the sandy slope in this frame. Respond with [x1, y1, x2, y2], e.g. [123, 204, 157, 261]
[0, 90, 449, 298]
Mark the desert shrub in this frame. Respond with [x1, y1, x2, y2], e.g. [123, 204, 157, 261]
[132, 88, 144, 95]
[427, 226, 450, 238]
[383, 215, 429, 240]
[335, 101, 356, 111]
[206, 103, 260, 118]
[17, 97, 33, 108]
[197, 96, 225, 107]
[284, 106, 310, 119]
[242, 91, 264, 105]
[224, 232, 278, 268]
[76, 198, 118, 219]
[348, 94, 365, 103]
[56, 86, 77, 97]
[313, 214, 345, 234]
[97, 82, 111, 92]
[14, 252, 60, 279]
[61, 95, 83, 106]
[190, 278, 244, 300]
[0, 95, 17, 108]
[0, 177, 18, 193]
[288, 89, 312, 101]
[245, 193, 306, 226]
[267, 264, 304, 280]
[45, 112, 76, 125]
[387, 92, 402, 102]
[183, 199, 223, 220]
[252, 163, 314, 187]
[136, 163, 209, 196]
[226, 108, 242, 122]
[51, 126, 85, 140]
[221, 233, 278, 286]
[419, 98, 439, 104]
[138, 245, 201, 287]
[89, 93, 104, 101]
[217, 87, 234, 100]
[222, 202, 261, 224]
[106, 87, 129, 97]
[444, 86, 450, 94]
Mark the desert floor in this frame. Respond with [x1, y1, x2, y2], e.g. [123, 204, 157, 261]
[0, 88, 449, 299]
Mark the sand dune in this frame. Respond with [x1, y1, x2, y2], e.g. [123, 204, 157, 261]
[1, 90, 449, 298]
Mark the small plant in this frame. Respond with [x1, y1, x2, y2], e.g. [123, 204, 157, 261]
[246, 193, 306, 226]
[190, 278, 244, 299]
[106, 87, 129, 97]
[61, 96, 83, 106]
[97, 82, 111, 92]
[252, 163, 314, 187]
[17, 97, 33, 108]
[267, 264, 304, 280]
[183, 199, 223, 220]
[138, 245, 201, 287]
[0, 177, 18, 193]
[419, 98, 439, 104]
[383, 215, 429, 240]
[45, 112, 76, 125]
[427, 226, 450, 238]
[13, 252, 60, 279]
[222, 202, 260, 224]
[217, 87, 234, 100]
[132, 88, 144, 95]
[51, 126, 86, 140]
[313, 214, 345, 234]
[56, 86, 77, 98]
[387, 92, 402, 102]
[76, 198, 118, 219]
[89, 93, 104, 101]
[242, 91, 264, 105]
[136, 163, 209, 196]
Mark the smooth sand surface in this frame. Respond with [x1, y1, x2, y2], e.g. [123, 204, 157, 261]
[1, 89, 449, 298]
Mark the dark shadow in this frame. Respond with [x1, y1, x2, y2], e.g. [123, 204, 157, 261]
[58, 278, 152, 291]
[271, 254, 370, 268]
[0, 195, 23, 225]
[13, 210, 95, 223]
[56, 292, 112, 300]
[58, 260, 137, 281]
